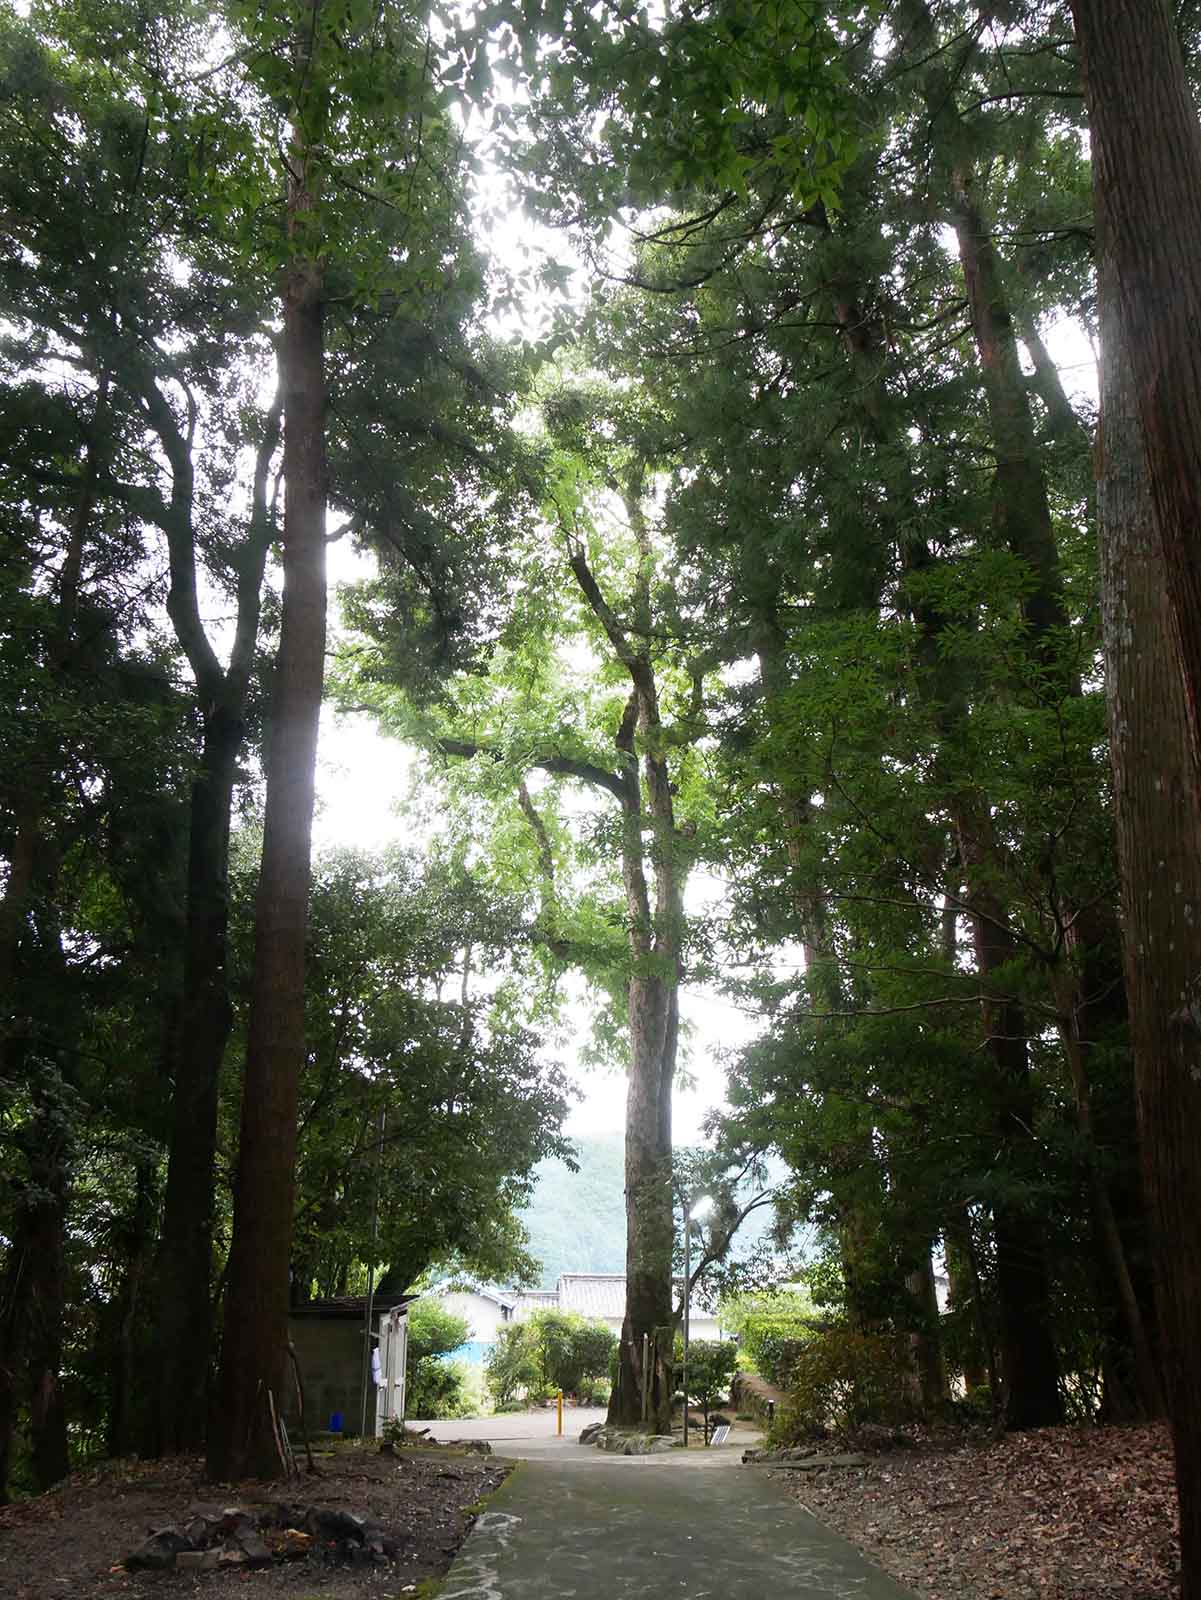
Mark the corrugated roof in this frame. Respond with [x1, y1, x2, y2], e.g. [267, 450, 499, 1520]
[288, 1292, 417, 1321]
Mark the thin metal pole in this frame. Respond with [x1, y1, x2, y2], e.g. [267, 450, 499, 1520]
[640, 1332, 649, 1423]
[358, 1104, 386, 1437]
[682, 1209, 691, 1448]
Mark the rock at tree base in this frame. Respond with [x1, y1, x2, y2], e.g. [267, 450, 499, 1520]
[587, 1426, 681, 1454]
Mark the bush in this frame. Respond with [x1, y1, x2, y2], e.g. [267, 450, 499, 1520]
[486, 1311, 617, 1405]
[772, 1327, 916, 1444]
[487, 1322, 542, 1406]
[720, 1290, 819, 1388]
[406, 1299, 471, 1363]
[407, 1356, 473, 1419]
[677, 1338, 740, 1438]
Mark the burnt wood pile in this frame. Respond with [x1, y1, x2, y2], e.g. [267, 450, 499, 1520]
[123, 1501, 409, 1572]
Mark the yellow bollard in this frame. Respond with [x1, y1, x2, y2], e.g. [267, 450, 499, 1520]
[556, 1390, 563, 1436]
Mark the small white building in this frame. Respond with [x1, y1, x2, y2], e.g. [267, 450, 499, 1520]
[429, 1272, 729, 1365]
[517, 1273, 726, 1342]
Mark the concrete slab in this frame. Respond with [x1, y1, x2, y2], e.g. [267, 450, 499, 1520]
[443, 1450, 917, 1599]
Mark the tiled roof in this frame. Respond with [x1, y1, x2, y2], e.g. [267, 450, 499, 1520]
[557, 1273, 628, 1319]
[502, 1274, 711, 1325]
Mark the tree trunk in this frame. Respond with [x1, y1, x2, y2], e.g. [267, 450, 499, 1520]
[956, 821, 1064, 1430]
[569, 489, 685, 1436]
[1093, 221, 1201, 1588]
[150, 389, 280, 1457]
[1072, 0, 1201, 770]
[208, 152, 327, 1480]
[26, 1134, 70, 1492]
[1054, 977, 1164, 1419]
[944, 1212, 991, 1397]
[950, 173, 1070, 653]
[153, 706, 242, 1454]
[109, 1162, 157, 1458]
[904, 1249, 948, 1413]
[611, 967, 676, 1430]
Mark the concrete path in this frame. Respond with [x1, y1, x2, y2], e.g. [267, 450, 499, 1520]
[441, 1441, 917, 1599]
[410, 1406, 609, 1457]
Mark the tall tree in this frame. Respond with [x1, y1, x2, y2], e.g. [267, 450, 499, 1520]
[209, 0, 331, 1479]
[1072, 0, 1201, 1578]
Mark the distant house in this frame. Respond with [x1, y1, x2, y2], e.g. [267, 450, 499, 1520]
[431, 1272, 727, 1365]
[436, 1286, 519, 1364]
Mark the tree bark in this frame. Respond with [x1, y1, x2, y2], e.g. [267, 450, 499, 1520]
[955, 817, 1063, 1429]
[152, 397, 280, 1455]
[1093, 226, 1201, 1587]
[1072, 0, 1201, 772]
[568, 487, 685, 1435]
[109, 1162, 157, 1458]
[208, 130, 327, 1479]
[904, 1249, 948, 1413]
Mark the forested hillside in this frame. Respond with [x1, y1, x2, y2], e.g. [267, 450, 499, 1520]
[518, 1135, 627, 1285]
[519, 1135, 790, 1288]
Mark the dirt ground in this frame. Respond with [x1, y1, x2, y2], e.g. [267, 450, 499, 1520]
[0, 1443, 509, 1600]
[778, 1422, 1180, 1600]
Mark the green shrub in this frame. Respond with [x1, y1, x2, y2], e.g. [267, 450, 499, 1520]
[677, 1338, 740, 1438]
[486, 1311, 617, 1404]
[406, 1299, 471, 1363]
[772, 1326, 916, 1443]
[720, 1290, 819, 1388]
[487, 1322, 542, 1406]
[407, 1356, 473, 1419]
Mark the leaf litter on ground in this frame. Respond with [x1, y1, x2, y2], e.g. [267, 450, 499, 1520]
[777, 1422, 1180, 1599]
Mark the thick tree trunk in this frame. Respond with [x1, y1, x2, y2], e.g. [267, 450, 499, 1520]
[1072, 0, 1201, 770]
[573, 488, 684, 1436]
[611, 970, 676, 1430]
[109, 1163, 157, 1457]
[904, 1249, 948, 1413]
[830, 225, 1066, 1424]
[153, 707, 242, 1454]
[1093, 227, 1201, 1587]
[208, 195, 327, 1479]
[150, 388, 280, 1457]
[956, 824, 1063, 1430]
[26, 1138, 69, 1492]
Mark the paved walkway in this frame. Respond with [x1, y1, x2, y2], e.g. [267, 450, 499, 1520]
[438, 1426, 917, 1599]
[410, 1406, 609, 1457]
